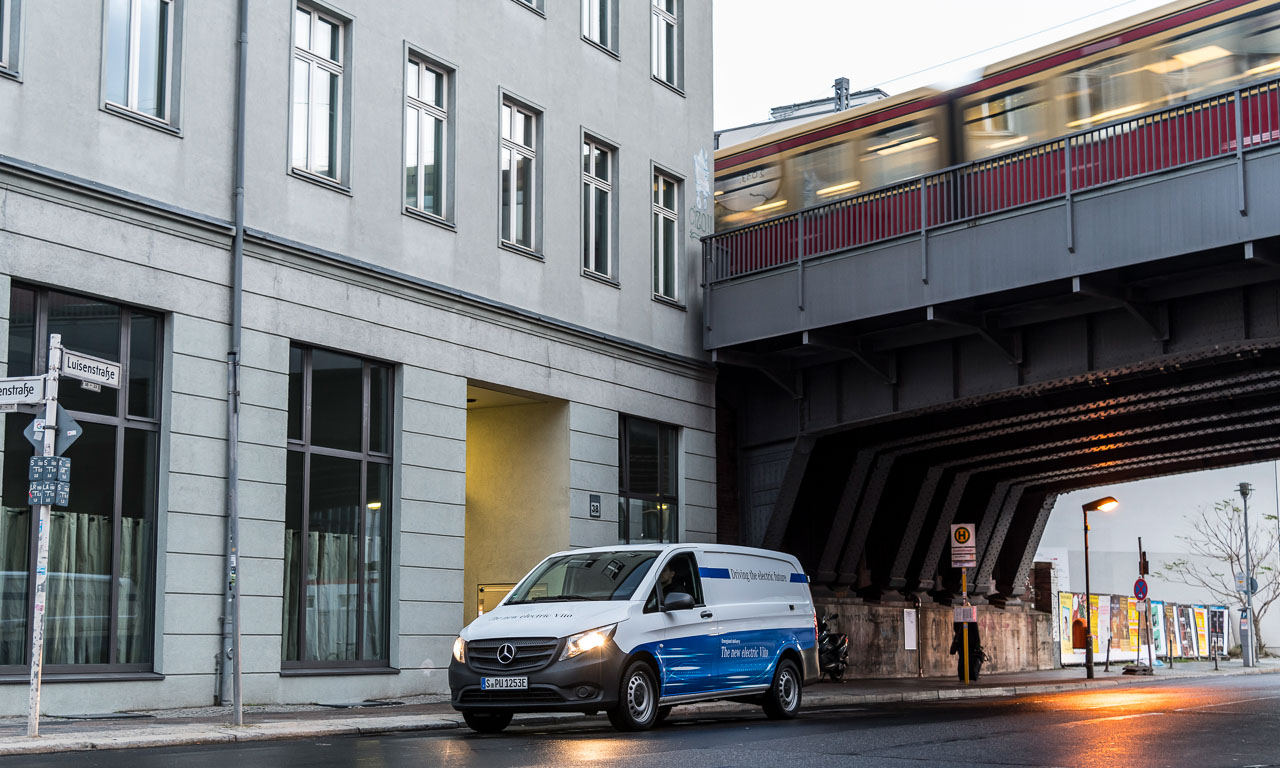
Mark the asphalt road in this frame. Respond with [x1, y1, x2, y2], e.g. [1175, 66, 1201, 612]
[15, 675, 1280, 768]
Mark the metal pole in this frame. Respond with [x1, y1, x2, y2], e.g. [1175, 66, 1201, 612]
[27, 333, 62, 737]
[962, 568, 970, 685]
[1084, 507, 1094, 678]
[1240, 482, 1256, 667]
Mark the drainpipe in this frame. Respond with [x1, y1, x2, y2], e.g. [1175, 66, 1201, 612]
[220, 0, 249, 727]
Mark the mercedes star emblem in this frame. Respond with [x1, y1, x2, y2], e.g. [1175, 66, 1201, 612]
[497, 643, 517, 665]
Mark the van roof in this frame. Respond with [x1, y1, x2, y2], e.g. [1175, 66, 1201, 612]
[544, 542, 802, 564]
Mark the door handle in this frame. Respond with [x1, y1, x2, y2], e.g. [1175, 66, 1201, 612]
[700, 611, 713, 619]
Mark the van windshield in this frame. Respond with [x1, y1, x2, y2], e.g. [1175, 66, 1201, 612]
[505, 551, 660, 604]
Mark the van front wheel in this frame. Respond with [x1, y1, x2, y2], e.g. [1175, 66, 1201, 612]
[608, 660, 659, 731]
[463, 711, 513, 734]
[762, 659, 801, 719]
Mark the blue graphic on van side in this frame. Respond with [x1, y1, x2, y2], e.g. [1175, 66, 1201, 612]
[697, 567, 809, 582]
[634, 627, 815, 697]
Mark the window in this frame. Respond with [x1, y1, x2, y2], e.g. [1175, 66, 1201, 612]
[513, 0, 543, 11]
[405, 55, 450, 220]
[582, 0, 615, 52]
[0, 0, 21, 75]
[1, 285, 161, 672]
[618, 416, 679, 544]
[651, 0, 681, 89]
[644, 552, 703, 612]
[652, 172, 680, 300]
[283, 346, 392, 667]
[104, 0, 177, 121]
[292, 5, 346, 182]
[500, 100, 538, 251]
[582, 138, 613, 277]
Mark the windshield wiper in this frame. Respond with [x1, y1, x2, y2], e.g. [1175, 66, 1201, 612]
[525, 594, 599, 603]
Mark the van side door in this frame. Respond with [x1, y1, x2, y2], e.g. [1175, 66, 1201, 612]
[647, 551, 720, 697]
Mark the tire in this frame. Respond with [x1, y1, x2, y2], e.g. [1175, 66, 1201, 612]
[608, 660, 660, 731]
[654, 705, 674, 725]
[463, 711, 513, 734]
[762, 659, 802, 719]
[829, 663, 845, 683]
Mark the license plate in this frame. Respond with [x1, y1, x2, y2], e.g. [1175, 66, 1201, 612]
[481, 676, 528, 690]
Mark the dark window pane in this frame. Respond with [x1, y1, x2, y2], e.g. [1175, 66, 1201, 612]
[283, 451, 305, 661]
[119, 429, 157, 663]
[305, 453, 360, 661]
[625, 418, 659, 495]
[369, 364, 390, 454]
[0, 415, 32, 665]
[46, 421, 116, 665]
[362, 462, 389, 659]
[288, 347, 304, 442]
[661, 425, 678, 496]
[309, 349, 362, 452]
[48, 291, 120, 417]
[128, 313, 158, 419]
[7, 286, 35, 378]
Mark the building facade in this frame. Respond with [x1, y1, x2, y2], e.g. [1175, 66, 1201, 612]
[0, 0, 714, 713]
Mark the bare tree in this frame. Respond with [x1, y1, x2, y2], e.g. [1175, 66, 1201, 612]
[1159, 499, 1279, 654]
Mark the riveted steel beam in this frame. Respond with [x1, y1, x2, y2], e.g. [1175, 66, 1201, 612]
[760, 435, 816, 551]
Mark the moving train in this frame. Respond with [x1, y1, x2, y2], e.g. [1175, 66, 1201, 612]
[714, 0, 1280, 230]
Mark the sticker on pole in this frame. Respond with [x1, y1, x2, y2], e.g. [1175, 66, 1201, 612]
[61, 349, 121, 390]
[1134, 577, 1148, 601]
[954, 605, 977, 623]
[951, 523, 977, 568]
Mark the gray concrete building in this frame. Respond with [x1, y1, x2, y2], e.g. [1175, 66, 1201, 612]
[0, 0, 714, 714]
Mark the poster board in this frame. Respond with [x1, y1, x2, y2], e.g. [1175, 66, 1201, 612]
[1194, 606, 1209, 658]
[1151, 601, 1167, 656]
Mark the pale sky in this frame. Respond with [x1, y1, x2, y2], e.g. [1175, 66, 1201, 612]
[713, 0, 1174, 129]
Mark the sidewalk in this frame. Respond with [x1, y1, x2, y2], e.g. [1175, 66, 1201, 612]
[0, 659, 1275, 757]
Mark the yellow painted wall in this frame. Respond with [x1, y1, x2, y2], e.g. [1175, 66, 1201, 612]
[464, 401, 570, 623]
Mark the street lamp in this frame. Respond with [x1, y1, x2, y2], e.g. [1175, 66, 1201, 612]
[1239, 482, 1256, 668]
[1081, 496, 1119, 679]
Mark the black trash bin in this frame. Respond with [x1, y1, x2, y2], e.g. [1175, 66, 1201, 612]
[949, 621, 986, 681]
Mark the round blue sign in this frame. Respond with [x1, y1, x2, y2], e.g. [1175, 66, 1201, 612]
[1134, 578, 1148, 600]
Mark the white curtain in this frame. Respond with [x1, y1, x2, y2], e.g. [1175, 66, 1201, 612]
[0, 507, 30, 665]
[284, 529, 361, 661]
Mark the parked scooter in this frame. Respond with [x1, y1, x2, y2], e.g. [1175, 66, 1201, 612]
[818, 612, 850, 682]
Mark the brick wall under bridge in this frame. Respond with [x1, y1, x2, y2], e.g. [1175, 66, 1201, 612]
[814, 598, 1056, 679]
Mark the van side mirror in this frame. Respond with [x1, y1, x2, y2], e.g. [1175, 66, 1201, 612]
[662, 591, 694, 612]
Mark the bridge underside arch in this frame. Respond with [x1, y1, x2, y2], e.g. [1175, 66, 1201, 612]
[717, 255, 1280, 604]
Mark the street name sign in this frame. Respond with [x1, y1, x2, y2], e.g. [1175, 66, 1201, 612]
[951, 523, 977, 568]
[61, 350, 121, 390]
[0, 377, 45, 411]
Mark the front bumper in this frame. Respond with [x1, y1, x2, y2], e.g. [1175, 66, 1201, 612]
[449, 641, 628, 713]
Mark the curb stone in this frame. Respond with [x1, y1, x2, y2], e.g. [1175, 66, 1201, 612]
[0, 665, 1274, 756]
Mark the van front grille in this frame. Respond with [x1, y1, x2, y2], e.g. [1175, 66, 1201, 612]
[458, 687, 566, 705]
[468, 637, 559, 673]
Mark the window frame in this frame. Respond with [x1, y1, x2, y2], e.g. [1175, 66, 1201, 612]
[0, 0, 21, 78]
[617, 415, 680, 545]
[651, 168, 682, 303]
[581, 0, 618, 55]
[101, 0, 181, 128]
[581, 134, 616, 280]
[511, 0, 545, 15]
[498, 94, 542, 256]
[282, 344, 395, 671]
[289, 2, 351, 187]
[403, 47, 454, 225]
[651, 0, 683, 92]
[1, 284, 163, 676]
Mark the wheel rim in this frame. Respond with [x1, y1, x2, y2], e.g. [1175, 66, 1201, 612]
[778, 668, 798, 710]
[626, 669, 655, 722]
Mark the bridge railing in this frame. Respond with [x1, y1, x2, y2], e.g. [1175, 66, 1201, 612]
[704, 78, 1280, 287]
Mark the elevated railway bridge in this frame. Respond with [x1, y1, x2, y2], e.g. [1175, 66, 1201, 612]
[704, 77, 1280, 603]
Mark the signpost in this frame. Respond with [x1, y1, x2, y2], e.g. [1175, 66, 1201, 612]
[13, 336, 119, 738]
[951, 523, 977, 684]
[1134, 578, 1148, 601]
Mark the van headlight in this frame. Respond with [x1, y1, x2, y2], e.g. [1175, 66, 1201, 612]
[452, 636, 466, 663]
[560, 624, 617, 660]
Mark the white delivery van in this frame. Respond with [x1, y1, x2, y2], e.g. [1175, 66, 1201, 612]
[449, 543, 819, 733]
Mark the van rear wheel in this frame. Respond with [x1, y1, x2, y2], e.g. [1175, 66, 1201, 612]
[608, 660, 659, 731]
[463, 711, 513, 734]
[762, 659, 802, 719]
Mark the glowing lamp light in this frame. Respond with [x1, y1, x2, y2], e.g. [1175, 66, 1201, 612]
[750, 199, 788, 213]
[1082, 496, 1119, 513]
[367, 501, 382, 511]
[817, 180, 862, 197]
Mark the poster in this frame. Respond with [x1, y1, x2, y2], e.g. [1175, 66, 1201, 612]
[1095, 596, 1108, 655]
[1128, 599, 1140, 653]
[1059, 592, 1076, 657]
[904, 608, 917, 651]
[1151, 601, 1166, 656]
[1178, 606, 1197, 657]
[1194, 606, 1209, 658]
